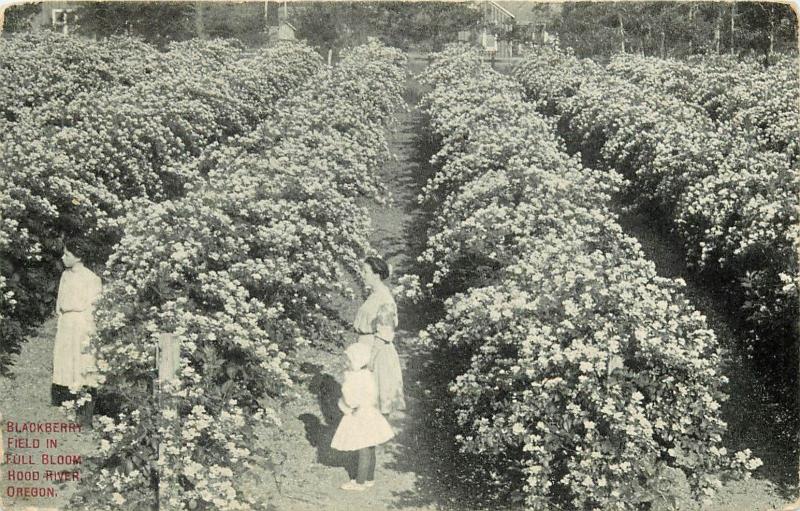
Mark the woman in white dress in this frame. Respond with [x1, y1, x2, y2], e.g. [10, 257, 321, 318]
[52, 241, 102, 427]
[352, 256, 406, 416]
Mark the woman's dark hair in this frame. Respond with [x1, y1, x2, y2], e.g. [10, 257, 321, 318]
[364, 256, 390, 280]
[58, 234, 92, 262]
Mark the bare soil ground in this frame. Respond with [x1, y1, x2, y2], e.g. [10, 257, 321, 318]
[264, 99, 467, 511]
[0, 318, 99, 511]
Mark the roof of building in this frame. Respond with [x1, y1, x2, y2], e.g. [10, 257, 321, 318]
[481, 0, 515, 19]
[492, 2, 563, 26]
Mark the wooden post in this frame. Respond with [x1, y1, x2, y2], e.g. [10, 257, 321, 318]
[155, 333, 179, 510]
[194, 2, 205, 39]
[158, 333, 180, 382]
[730, 3, 736, 55]
[768, 7, 775, 58]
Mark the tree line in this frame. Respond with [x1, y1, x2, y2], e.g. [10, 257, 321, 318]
[2, 2, 797, 60]
[2, 1, 481, 51]
[523, 2, 798, 61]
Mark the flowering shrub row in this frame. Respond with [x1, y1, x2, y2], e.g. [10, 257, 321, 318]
[506, 46, 601, 117]
[67, 41, 406, 510]
[513, 47, 799, 347]
[0, 32, 161, 125]
[412, 45, 758, 510]
[605, 53, 800, 159]
[0, 37, 321, 373]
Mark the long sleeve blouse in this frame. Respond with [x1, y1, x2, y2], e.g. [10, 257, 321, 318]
[57, 264, 102, 315]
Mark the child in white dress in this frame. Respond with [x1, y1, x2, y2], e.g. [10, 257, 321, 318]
[330, 343, 395, 491]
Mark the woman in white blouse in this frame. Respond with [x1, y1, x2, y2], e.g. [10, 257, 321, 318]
[52, 241, 102, 427]
[352, 256, 405, 416]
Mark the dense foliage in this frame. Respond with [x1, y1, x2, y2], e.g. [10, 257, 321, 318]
[0, 2, 42, 33]
[514, 46, 799, 359]
[0, 32, 160, 124]
[549, 2, 797, 59]
[0, 34, 320, 373]
[292, 1, 481, 51]
[605, 52, 799, 157]
[73, 2, 197, 47]
[65, 41, 406, 510]
[407, 45, 759, 510]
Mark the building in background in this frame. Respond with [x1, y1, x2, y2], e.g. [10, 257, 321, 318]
[274, 20, 295, 41]
[264, 0, 297, 41]
[475, 0, 516, 29]
[6, 0, 559, 52]
[459, 1, 562, 57]
[469, 0, 514, 55]
[30, 2, 79, 35]
[4, 1, 302, 45]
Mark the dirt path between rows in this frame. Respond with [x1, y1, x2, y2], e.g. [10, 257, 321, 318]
[0, 318, 98, 510]
[264, 93, 467, 511]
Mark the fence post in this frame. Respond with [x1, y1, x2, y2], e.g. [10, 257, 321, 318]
[155, 332, 179, 510]
[158, 333, 180, 382]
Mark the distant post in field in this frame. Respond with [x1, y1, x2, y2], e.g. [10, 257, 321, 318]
[194, 2, 205, 39]
[155, 332, 179, 510]
[158, 333, 179, 381]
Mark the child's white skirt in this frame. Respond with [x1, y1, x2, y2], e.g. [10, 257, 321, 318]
[331, 407, 394, 451]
